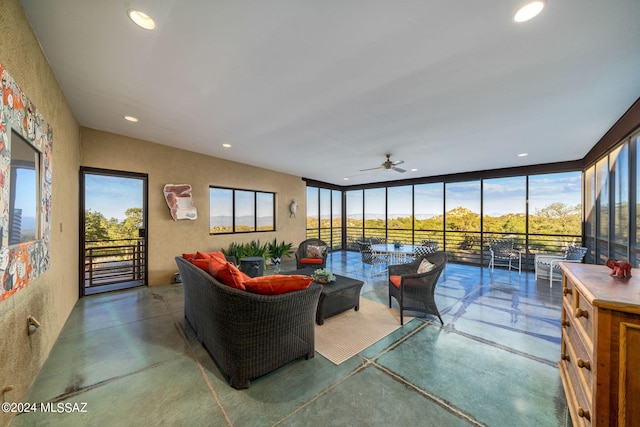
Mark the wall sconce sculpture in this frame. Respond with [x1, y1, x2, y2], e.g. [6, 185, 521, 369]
[290, 199, 298, 218]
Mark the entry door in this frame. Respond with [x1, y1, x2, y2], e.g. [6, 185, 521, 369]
[80, 167, 148, 296]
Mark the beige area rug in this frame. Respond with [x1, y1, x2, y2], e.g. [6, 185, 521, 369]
[314, 298, 413, 365]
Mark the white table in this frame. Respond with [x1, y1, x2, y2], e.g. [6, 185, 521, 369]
[371, 244, 418, 265]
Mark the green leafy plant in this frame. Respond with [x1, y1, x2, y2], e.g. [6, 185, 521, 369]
[312, 268, 336, 283]
[221, 242, 244, 264]
[243, 239, 270, 258]
[267, 239, 294, 259]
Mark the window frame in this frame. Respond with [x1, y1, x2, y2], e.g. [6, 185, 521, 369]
[209, 186, 275, 234]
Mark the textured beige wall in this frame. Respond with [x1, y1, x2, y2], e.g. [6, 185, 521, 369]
[80, 127, 307, 285]
[0, 0, 81, 424]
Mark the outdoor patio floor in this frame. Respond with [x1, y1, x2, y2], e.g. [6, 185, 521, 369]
[13, 251, 571, 426]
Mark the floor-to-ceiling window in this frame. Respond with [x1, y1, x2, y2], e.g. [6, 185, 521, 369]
[445, 181, 481, 264]
[306, 186, 343, 249]
[387, 185, 412, 244]
[308, 168, 583, 270]
[528, 171, 582, 268]
[584, 130, 639, 267]
[414, 183, 444, 247]
[363, 188, 386, 241]
[483, 176, 527, 260]
[596, 157, 610, 264]
[345, 189, 363, 249]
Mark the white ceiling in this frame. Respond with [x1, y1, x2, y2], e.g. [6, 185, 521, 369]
[19, 0, 640, 186]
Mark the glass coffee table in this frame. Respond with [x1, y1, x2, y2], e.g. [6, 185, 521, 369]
[283, 268, 364, 325]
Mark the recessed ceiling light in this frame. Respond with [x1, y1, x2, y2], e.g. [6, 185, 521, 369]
[343, 177, 349, 181]
[124, 115, 138, 122]
[411, 168, 418, 172]
[128, 9, 156, 30]
[518, 153, 529, 157]
[514, 1, 545, 23]
[222, 143, 232, 148]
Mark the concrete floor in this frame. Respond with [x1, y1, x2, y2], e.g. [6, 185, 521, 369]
[12, 251, 570, 426]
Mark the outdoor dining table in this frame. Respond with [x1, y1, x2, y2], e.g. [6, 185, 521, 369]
[370, 243, 417, 266]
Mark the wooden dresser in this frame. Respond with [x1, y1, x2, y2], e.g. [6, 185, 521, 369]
[559, 263, 640, 427]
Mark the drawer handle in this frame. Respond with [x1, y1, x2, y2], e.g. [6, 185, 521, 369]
[578, 407, 591, 420]
[574, 308, 589, 319]
[577, 358, 591, 370]
[561, 320, 570, 327]
[561, 353, 570, 362]
[562, 287, 571, 296]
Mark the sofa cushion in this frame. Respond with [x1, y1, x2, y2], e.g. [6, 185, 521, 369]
[305, 245, 327, 259]
[299, 257, 324, 265]
[182, 252, 197, 260]
[243, 275, 313, 295]
[389, 275, 402, 288]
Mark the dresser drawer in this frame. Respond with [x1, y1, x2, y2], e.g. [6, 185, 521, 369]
[562, 277, 576, 308]
[559, 337, 593, 427]
[562, 319, 593, 401]
[572, 290, 594, 341]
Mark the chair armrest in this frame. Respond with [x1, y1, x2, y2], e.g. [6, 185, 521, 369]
[535, 255, 565, 263]
[388, 262, 418, 276]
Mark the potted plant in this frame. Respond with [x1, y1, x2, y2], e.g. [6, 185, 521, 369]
[243, 239, 270, 258]
[221, 242, 245, 265]
[267, 239, 294, 273]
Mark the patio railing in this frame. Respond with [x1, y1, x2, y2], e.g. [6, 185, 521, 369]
[84, 238, 146, 289]
[313, 227, 582, 271]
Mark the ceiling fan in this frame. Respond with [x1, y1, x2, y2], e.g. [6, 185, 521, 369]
[360, 154, 406, 173]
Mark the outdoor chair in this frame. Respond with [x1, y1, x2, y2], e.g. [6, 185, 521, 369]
[388, 252, 447, 325]
[535, 245, 588, 287]
[356, 240, 388, 279]
[414, 240, 439, 258]
[295, 238, 328, 270]
[488, 238, 521, 274]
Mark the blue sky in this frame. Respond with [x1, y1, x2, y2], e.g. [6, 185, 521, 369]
[13, 169, 37, 218]
[85, 174, 143, 220]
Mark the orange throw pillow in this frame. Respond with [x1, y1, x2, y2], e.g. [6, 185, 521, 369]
[207, 257, 246, 290]
[227, 263, 250, 291]
[243, 275, 313, 295]
[207, 251, 226, 261]
[182, 252, 197, 260]
[189, 258, 210, 271]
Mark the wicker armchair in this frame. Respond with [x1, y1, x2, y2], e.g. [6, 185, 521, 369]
[175, 256, 321, 389]
[388, 252, 447, 325]
[295, 238, 328, 269]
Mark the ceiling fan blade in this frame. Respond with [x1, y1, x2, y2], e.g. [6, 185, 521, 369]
[359, 166, 382, 172]
[392, 160, 404, 166]
[392, 166, 406, 173]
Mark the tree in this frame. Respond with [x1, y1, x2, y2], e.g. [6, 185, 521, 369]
[85, 209, 109, 241]
[86, 208, 143, 243]
[530, 202, 581, 235]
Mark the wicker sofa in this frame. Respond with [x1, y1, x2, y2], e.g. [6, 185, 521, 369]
[175, 256, 322, 389]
